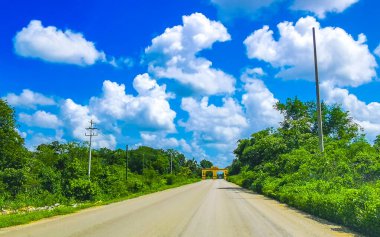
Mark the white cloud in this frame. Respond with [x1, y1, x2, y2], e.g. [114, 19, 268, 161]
[291, 0, 359, 18]
[90, 74, 176, 132]
[210, 0, 277, 21]
[4, 89, 56, 109]
[60, 98, 97, 140]
[375, 44, 380, 58]
[241, 68, 283, 131]
[6, 75, 175, 150]
[321, 82, 380, 141]
[24, 130, 65, 150]
[60, 99, 116, 149]
[180, 97, 248, 149]
[209, 0, 358, 21]
[145, 13, 235, 95]
[19, 110, 62, 129]
[14, 20, 106, 66]
[108, 57, 135, 68]
[9, 75, 175, 149]
[177, 67, 283, 164]
[140, 132, 192, 153]
[15, 128, 27, 139]
[244, 16, 377, 87]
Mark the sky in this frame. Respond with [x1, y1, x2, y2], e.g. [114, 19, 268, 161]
[1, 0, 380, 167]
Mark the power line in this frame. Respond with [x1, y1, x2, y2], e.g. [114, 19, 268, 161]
[85, 120, 98, 179]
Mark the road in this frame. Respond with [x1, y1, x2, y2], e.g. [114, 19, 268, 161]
[0, 180, 358, 237]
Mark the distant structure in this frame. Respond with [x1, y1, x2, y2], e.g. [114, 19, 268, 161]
[85, 120, 98, 179]
[202, 166, 228, 180]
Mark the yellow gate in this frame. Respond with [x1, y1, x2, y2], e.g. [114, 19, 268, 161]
[201, 166, 228, 180]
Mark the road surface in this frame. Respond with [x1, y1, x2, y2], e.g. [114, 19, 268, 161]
[0, 180, 359, 237]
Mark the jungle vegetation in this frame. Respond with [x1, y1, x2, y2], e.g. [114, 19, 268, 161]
[0, 99, 202, 213]
[229, 97, 380, 236]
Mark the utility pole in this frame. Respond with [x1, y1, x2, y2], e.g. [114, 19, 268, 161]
[85, 120, 98, 179]
[126, 145, 129, 181]
[312, 27, 324, 153]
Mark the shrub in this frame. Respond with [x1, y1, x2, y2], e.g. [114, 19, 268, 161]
[68, 179, 100, 201]
[165, 174, 175, 185]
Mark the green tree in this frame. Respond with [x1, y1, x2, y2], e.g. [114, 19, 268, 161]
[373, 135, 380, 151]
[0, 99, 27, 170]
[276, 98, 312, 149]
[308, 102, 359, 141]
[200, 159, 213, 168]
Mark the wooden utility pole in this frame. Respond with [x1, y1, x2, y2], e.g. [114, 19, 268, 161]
[312, 27, 324, 153]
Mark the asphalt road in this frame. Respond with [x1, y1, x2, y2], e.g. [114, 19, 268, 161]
[0, 180, 359, 237]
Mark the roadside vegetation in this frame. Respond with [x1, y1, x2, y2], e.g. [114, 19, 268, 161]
[228, 98, 380, 237]
[0, 99, 202, 227]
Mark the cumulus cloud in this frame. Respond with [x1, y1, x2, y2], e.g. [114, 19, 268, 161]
[241, 68, 283, 131]
[7, 74, 176, 150]
[321, 82, 380, 141]
[177, 66, 283, 164]
[60, 98, 97, 140]
[24, 130, 65, 150]
[291, 0, 359, 18]
[14, 20, 106, 66]
[210, 0, 277, 21]
[19, 110, 62, 129]
[140, 132, 192, 153]
[375, 44, 380, 57]
[60, 99, 116, 149]
[180, 97, 248, 149]
[209, 0, 358, 21]
[4, 89, 56, 109]
[90, 74, 176, 132]
[145, 13, 235, 95]
[244, 16, 377, 87]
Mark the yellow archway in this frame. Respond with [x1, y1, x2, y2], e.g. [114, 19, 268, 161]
[201, 166, 228, 180]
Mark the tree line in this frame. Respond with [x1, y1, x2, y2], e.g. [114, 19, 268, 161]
[0, 99, 212, 209]
[228, 97, 380, 237]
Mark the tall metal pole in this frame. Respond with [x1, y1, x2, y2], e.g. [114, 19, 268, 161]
[126, 145, 129, 181]
[313, 27, 324, 153]
[85, 120, 98, 179]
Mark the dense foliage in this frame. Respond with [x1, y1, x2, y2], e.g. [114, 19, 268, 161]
[0, 99, 201, 210]
[229, 98, 380, 237]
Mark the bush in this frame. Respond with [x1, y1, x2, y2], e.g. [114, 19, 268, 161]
[127, 178, 145, 193]
[165, 174, 175, 185]
[1, 168, 26, 197]
[68, 179, 100, 201]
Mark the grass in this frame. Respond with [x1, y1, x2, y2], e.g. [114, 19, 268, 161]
[0, 178, 200, 229]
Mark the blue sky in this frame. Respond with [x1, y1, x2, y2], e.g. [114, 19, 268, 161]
[1, 0, 380, 167]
